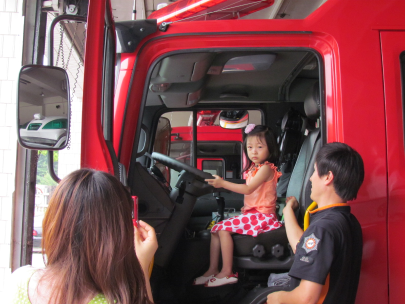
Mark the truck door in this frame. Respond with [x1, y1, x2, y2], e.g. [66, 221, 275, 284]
[380, 31, 405, 303]
[84, 0, 157, 177]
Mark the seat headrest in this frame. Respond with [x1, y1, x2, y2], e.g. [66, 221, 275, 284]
[304, 82, 320, 120]
[281, 108, 303, 132]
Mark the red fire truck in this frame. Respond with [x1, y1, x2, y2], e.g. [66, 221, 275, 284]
[16, 0, 405, 303]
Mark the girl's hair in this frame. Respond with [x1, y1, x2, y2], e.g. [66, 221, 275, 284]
[242, 125, 279, 172]
[41, 169, 152, 304]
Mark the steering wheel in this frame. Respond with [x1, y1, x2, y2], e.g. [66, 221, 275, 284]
[151, 152, 214, 180]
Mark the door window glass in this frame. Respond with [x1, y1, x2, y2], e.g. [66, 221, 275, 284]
[160, 111, 193, 187]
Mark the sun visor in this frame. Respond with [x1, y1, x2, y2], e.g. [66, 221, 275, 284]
[148, 53, 213, 107]
[152, 52, 214, 83]
[160, 89, 202, 108]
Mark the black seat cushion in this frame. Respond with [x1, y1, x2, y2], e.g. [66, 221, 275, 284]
[233, 226, 289, 257]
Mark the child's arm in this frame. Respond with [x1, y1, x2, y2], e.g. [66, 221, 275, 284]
[205, 165, 274, 195]
[283, 196, 303, 253]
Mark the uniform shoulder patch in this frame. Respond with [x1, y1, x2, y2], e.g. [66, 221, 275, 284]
[302, 233, 320, 253]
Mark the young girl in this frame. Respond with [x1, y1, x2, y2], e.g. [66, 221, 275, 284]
[194, 124, 282, 287]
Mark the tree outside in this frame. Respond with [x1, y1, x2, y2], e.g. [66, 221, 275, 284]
[36, 150, 59, 186]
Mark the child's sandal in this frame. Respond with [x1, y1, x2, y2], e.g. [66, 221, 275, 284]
[193, 274, 215, 285]
[205, 273, 238, 287]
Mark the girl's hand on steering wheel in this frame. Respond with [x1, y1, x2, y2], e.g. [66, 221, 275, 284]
[205, 175, 223, 188]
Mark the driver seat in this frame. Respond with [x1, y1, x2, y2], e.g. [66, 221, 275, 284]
[277, 107, 305, 197]
[232, 81, 321, 270]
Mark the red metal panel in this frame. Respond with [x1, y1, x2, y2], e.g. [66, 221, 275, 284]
[110, 1, 405, 302]
[81, 0, 114, 173]
[381, 31, 405, 304]
[170, 126, 242, 142]
[117, 32, 387, 304]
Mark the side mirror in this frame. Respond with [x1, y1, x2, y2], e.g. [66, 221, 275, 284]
[219, 110, 249, 129]
[17, 65, 70, 150]
[153, 117, 172, 183]
[136, 125, 150, 157]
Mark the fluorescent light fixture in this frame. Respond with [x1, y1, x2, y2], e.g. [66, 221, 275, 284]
[157, 0, 214, 23]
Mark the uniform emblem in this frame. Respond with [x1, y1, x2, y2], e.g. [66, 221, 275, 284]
[302, 233, 320, 253]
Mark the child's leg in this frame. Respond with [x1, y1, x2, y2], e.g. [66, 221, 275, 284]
[216, 230, 234, 279]
[202, 232, 220, 277]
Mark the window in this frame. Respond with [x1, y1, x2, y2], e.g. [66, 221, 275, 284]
[160, 111, 193, 187]
[152, 110, 261, 186]
[202, 159, 224, 177]
[43, 119, 67, 129]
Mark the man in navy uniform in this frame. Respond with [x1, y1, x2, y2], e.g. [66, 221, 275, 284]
[267, 142, 364, 304]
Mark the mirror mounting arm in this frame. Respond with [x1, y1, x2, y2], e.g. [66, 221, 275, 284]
[48, 152, 61, 183]
[48, 15, 87, 66]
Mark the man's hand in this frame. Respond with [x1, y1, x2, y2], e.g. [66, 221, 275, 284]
[285, 196, 299, 211]
[267, 290, 281, 303]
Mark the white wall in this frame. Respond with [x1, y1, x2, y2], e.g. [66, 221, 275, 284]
[0, 0, 24, 297]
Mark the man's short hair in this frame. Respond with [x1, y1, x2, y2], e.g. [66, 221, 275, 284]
[316, 142, 364, 201]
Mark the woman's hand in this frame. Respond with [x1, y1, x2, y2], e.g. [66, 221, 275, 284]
[205, 175, 223, 188]
[134, 220, 158, 272]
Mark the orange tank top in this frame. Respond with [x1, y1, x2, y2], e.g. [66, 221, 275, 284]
[243, 162, 281, 215]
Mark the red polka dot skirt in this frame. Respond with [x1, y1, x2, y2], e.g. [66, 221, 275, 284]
[211, 212, 282, 237]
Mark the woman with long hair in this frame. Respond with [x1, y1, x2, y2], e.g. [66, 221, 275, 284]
[9, 169, 157, 304]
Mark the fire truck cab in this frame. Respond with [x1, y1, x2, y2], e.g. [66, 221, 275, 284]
[16, 0, 405, 303]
